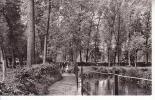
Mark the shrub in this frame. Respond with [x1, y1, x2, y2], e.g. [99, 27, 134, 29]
[14, 64, 62, 95]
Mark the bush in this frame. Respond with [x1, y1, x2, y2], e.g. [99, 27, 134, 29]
[77, 62, 151, 67]
[12, 64, 62, 95]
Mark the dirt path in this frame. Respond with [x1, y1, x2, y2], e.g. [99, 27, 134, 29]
[48, 73, 81, 95]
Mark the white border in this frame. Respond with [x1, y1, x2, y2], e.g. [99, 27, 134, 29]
[0, 0, 154, 100]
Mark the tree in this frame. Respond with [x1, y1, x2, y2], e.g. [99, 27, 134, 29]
[21, 0, 151, 67]
[0, 9, 6, 80]
[130, 33, 145, 67]
[2, 0, 26, 68]
[27, 0, 35, 67]
[101, 0, 117, 66]
[122, 0, 137, 66]
[141, 8, 151, 64]
[0, 1, 6, 82]
[0, 46, 6, 82]
[84, 13, 95, 62]
[43, 0, 51, 64]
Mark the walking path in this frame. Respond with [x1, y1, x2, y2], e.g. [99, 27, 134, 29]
[48, 73, 81, 95]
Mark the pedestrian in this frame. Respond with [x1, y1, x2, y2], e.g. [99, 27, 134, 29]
[73, 66, 79, 74]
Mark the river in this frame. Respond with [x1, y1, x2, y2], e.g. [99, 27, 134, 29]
[82, 77, 151, 95]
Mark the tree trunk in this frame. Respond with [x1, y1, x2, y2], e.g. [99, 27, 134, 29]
[117, 48, 120, 66]
[33, 7, 36, 64]
[43, 0, 51, 64]
[11, 49, 15, 68]
[145, 37, 148, 64]
[86, 48, 89, 63]
[27, 0, 35, 67]
[95, 16, 101, 64]
[43, 35, 47, 64]
[19, 56, 23, 67]
[72, 51, 74, 62]
[146, 51, 149, 65]
[135, 50, 138, 67]
[128, 32, 131, 66]
[80, 50, 82, 62]
[117, 14, 121, 66]
[114, 51, 117, 66]
[85, 13, 94, 63]
[94, 42, 97, 63]
[128, 50, 131, 66]
[6, 57, 8, 68]
[128, 14, 132, 67]
[0, 47, 6, 82]
[73, 46, 78, 88]
[108, 47, 111, 67]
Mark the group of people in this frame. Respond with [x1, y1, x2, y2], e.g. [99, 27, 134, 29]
[59, 62, 69, 73]
[59, 62, 79, 74]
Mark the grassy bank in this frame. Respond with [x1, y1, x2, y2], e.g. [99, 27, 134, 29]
[0, 64, 62, 95]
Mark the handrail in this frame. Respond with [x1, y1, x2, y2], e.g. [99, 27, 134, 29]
[114, 74, 152, 82]
[84, 71, 152, 82]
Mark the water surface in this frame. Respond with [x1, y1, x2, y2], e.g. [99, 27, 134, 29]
[83, 77, 151, 95]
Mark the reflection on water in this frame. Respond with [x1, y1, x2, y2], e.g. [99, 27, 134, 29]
[83, 77, 151, 95]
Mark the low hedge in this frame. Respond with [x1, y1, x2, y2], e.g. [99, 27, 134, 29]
[0, 64, 62, 95]
[77, 62, 151, 67]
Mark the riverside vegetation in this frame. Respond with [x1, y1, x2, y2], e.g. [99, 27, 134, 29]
[0, 64, 62, 95]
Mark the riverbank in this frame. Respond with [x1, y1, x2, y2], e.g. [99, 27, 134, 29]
[0, 64, 62, 95]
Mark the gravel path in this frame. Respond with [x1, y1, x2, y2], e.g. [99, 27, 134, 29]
[48, 73, 81, 95]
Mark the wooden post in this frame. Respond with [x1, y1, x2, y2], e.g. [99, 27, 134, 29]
[76, 71, 78, 89]
[74, 63, 78, 89]
[107, 77, 110, 90]
[114, 70, 119, 95]
[81, 66, 83, 95]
